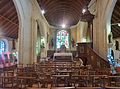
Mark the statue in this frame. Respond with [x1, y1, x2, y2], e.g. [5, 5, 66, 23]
[108, 32, 113, 43]
[49, 38, 54, 49]
[71, 38, 75, 47]
[115, 40, 119, 50]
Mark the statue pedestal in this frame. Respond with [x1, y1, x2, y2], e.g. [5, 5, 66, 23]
[108, 43, 113, 48]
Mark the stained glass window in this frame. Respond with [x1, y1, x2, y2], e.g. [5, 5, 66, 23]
[56, 30, 69, 48]
[0, 40, 6, 54]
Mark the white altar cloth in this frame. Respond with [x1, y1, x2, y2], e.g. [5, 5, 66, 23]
[53, 53, 73, 61]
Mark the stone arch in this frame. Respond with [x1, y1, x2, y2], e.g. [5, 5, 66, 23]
[13, 0, 47, 64]
[13, 0, 40, 64]
[104, 0, 117, 42]
[103, 0, 117, 59]
[91, 0, 117, 59]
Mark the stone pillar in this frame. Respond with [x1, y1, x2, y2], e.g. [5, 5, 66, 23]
[13, 0, 34, 65]
[89, 0, 117, 59]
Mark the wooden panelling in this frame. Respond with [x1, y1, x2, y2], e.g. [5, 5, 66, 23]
[37, 0, 91, 27]
[77, 43, 109, 68]
[0, 0, 19, 39]
[111, 0, 120, 38]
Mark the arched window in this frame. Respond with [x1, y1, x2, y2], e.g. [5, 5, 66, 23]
[0, 40, 6, 54]
[56, 30, 69, 48]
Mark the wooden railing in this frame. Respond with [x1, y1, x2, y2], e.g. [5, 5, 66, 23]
[87, 46, 110, 68]
[77, 43, 110, 69]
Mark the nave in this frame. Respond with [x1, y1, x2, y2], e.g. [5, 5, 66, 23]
[1, 0, 120, 89]
[0, 60, 120, 89]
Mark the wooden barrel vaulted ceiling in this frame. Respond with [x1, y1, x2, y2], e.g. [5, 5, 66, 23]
[0, 0, 19, 39]
[111, 0, 120, 38]
[37, 0, 91, 27]
[2, 0, 119, 39]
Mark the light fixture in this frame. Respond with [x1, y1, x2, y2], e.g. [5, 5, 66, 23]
[82, 8, 86, 14]
[118, 23, 120, 26]
[111, 23, 120, 26]
[80, 6, 94, 22]
[61, 24, 66, 28]
[41, 10, 45, 15]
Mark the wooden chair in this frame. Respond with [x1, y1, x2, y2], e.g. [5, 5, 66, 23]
[2, 70, 16, 88]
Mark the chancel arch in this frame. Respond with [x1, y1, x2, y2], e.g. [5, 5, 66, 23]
[89, 0, 117, 59]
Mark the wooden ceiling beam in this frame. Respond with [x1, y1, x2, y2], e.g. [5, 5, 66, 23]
[10, 15, 18, 22]
[111, 29, 120, 38]
[5, 25, 18, 36]
[45, 13, 79, 26]
[0, 0, 18, 39]
[113, 9, 120, 18]
[1, 20, 14, 29]
[6, 30, 18, 39]
[2, 6, 14, 16]
[0, 15, 18, 26]
[44, 1, 82, 15]
[45, 9, 79, 21]
[7, 26, 18, 34]
[37, 0, 91, 27]
[45, 5, 81, 17]
[0, 1, 12, 14]
[112, 26, 120, 34]
[0, 0, 10, 7]
[111, 0, 120, 38]
[112, 26, 120, 35]
[2, 22, 15, 31]
[112, 15, 120, 23]
[7, 11, 17, 20]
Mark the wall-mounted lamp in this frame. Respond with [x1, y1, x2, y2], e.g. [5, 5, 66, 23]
[41, 10, 45, 15]
[111, 23, 120, 27]
[82, 8, 87, 14]
[118, 23, 120, 26]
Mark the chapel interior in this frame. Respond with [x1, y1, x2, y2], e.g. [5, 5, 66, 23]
[0, 0, 120, 89]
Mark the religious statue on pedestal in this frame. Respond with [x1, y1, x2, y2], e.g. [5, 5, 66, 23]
[108, 32, 113, 43]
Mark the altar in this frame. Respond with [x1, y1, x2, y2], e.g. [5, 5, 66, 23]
[53, 52, 74, 62]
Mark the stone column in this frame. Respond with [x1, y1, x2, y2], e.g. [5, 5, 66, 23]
[13, 0, 34, 65]
[89, 0, 117, 59]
